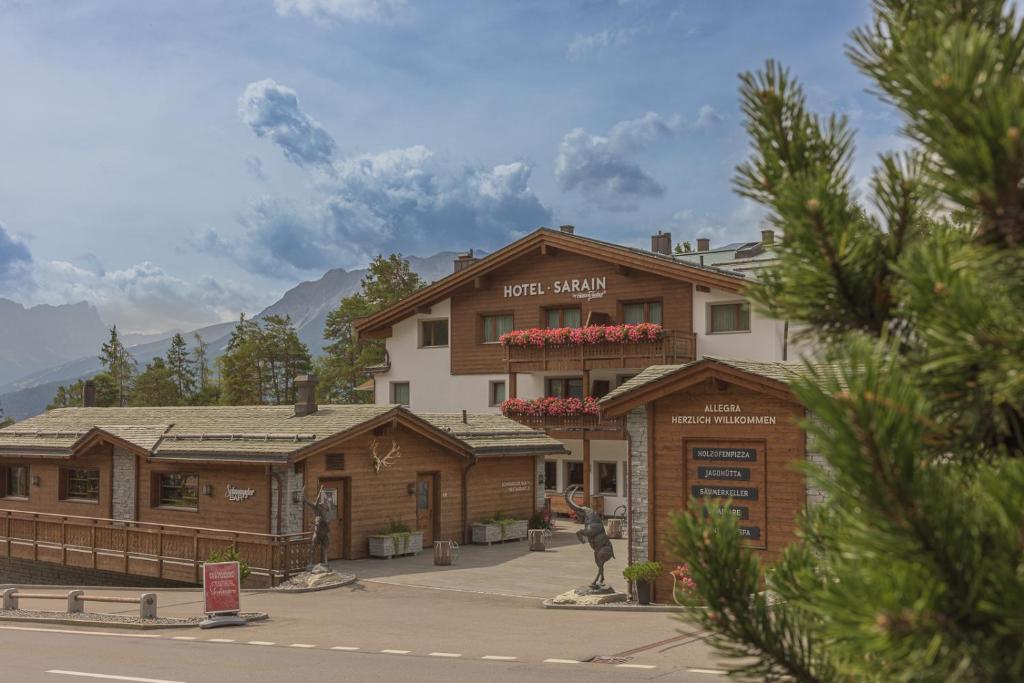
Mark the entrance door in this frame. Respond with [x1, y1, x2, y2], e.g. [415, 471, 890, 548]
[416, 474, 438, 545]
[318, 478, 348, 560]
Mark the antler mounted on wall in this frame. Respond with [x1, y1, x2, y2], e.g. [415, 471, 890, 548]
[371, 439, 401, 473]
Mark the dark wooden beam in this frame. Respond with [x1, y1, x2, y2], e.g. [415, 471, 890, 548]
[617, 264, 632, 276]
[415, 305, 432, 314]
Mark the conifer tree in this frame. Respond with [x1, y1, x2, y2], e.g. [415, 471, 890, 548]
[165, 332, 196, 401]
[131, 358, 178, 406]
[98, 326, 136, 407]
[670, 2, 1024, 680]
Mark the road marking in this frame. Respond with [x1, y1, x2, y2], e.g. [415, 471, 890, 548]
[0, 625, 159, 640]
[331, 646, 359, 651]
[687, 668, 728, 675]
[481, 655, 517, 661]
[380, 649, 411, 655]
[428, 652, 461, 658]
[170, 636, 196, 641]
[544, 659, 581, 664]
[248, 641, 276, 646]
[45, 671, 185, 683]
[207, 638, 234, 643]
[618, 664, 657, 669]
[289, 643, 316, 648]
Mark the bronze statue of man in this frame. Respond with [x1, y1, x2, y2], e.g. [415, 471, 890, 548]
[302, 486, 331, 569]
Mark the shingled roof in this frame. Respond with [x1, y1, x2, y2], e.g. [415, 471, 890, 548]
[0, 405, 567, 463]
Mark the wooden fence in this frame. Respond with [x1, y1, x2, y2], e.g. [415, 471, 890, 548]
[504, 330, 697, 370]
[0, 509, 310, 587]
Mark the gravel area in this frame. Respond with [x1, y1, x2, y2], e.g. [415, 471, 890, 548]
[0, 609, 268, 628]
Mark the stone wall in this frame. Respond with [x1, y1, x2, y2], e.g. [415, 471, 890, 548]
[112, 448, 136, 521]
[535, 456, 545, 512]
[270, 464, 305, 534]
[625, 406, 649, 564]
[804, 412, 831, 507]
[0, 557, 194, 588]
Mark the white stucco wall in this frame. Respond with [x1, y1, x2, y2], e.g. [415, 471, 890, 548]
[694, 289, 788, 361]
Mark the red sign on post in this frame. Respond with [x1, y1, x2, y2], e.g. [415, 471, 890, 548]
[203, 561, 241, 615]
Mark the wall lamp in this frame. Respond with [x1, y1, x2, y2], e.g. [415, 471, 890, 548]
[202, 484, 214, 497]
[31, 476, 40, 487]
[407, 482, 415, 495]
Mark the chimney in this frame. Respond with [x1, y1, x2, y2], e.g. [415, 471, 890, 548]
[454, 249, 479, 273]
[83, 380, 96, 408]
[651, 230, 672, 255]
[761, 229, 775, 246]
[697, 237, 711, 252]
[294, 374, 318, 417]
[559, 224, 575, 234]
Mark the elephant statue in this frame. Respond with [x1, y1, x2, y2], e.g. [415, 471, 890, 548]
[565, 484, 615, 590]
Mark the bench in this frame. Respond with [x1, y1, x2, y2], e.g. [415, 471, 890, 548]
[1, 588, 157, 619]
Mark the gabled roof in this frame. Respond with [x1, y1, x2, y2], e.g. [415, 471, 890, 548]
[354, 227, 748, 339]
[0, 405, 567, 463]
[599, 356, 828, 416]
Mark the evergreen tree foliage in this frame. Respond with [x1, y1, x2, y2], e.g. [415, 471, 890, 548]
[165, 332, 196, 401]
[131, 358, 179, 406]
[318, 254, 425, 404]
[670, 2, 1024, 680]
[98, 325, 136, 407]
[0, 403, 13, 428]
[218, 314, 311, 405]
[47, 373, 118, 411]
[191, 332, 217, 402]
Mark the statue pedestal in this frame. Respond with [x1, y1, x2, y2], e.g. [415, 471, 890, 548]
[274, 567, 356, 593]
[549, 586, 627, 606]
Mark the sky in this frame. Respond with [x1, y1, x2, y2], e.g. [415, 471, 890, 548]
[0, 0, 901, 334]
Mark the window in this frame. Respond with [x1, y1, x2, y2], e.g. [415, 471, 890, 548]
[391, 382, 410, 406]
[597, 462, 617, 495]
[544, 307, 582, 328]
[709, 302, 751, 333]
[566, 462, 584, 488]
[155, 473, 198, 509]
[546, 377, 584, 399]
[622, 301, 663, 325]
[1, 465, 29, 499]
[544, 461, 558, 491]
[61, 468, 100, 501]
[419, 319, 449, 347]
[482, 314, 514, 343]
[489, 381, 506, 407]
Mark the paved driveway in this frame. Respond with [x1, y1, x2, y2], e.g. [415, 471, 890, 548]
[327, 522, 630, 599]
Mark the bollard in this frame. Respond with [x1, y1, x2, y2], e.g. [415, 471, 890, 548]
[1, 588, 17, 610]
[66, 590, 84, 614]
[139, 593, 157, 619]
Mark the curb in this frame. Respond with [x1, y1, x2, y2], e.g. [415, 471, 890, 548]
[0, 612, 268, 630]
[541, 600, 687, 613]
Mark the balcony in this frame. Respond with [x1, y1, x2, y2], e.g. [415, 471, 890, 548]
[500, 397, 623, 436]
[504, 412, 623, 434]
[502, 326, 697, 371]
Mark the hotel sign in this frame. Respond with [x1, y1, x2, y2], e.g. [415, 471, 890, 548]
[693, 447, 757, 461]
[225, 485, 256, 502]
[691, 485, 758, 501]
[503, 277, 607, 301]
[698, 466, 751, 481]
[672, 404, 777, 426]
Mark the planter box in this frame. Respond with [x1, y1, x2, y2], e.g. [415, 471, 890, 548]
[471, 520, 528, 545]
[368, 531, 424, 558]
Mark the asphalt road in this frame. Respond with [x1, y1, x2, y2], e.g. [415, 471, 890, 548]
[0, 626, 731, 682]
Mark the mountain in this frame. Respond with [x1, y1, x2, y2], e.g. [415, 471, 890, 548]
[0, 299, 109, 388]
[0, 250, 467, 420]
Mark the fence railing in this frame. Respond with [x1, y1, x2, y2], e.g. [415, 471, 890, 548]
[503, 330, 697, 370]
[503, 412, 623, 433]
[0, 509, 311, 587]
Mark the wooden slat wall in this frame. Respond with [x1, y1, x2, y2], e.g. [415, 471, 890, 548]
[0, 444, 113, 517]
[450, 249, 694, 375]
[649, 383, 806, 599]
[466, 457, 536, 523]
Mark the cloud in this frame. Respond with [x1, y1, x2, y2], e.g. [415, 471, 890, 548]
[245, 155, 266, 181]
[36, 258, 264, 334]
[0, 221, 33, 289]
[239, 79, 336, 168]
[555, 112, 684, 202]
[274, 0, 406, 24]
[220, 80, 553, 277]
[567, 27, 641, 60]
[694, 105, 724, 129]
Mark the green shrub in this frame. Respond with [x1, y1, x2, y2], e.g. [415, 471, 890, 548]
[207, 546, 251, 582]
[528, 511, 551, 531]
[622, 561, 663, 584]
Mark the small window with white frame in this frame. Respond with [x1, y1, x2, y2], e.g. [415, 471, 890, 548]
[708, 301, 751, 334]
[391, 382, 411, 406]
[419, 319, 449, 348]
[488, 380, 506, 407]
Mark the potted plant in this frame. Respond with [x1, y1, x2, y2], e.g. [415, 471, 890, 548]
[368, 519, 424, 558]
[471, 512, 529, 544]
[527, 511, 552, 551]
[623, 561, 663, 605]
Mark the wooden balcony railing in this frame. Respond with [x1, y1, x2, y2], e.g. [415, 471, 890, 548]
[0, 509, 310, 588]
[503, 412, 623, 433]
[503, 330, 697, 371]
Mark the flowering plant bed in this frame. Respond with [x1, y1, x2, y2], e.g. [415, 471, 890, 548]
[499, 323, 664, 348]
[368, 532, 423, 558]
[471, 515, 528, 544]
[501, 396, 600, 418]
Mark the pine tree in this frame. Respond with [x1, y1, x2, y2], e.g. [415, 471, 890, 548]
[131, 358, 178, 406]
[218, 314, 311, 405]
[47, 373, 118, 410]
[318, 254, 424, 403]
[165, 333, 196, 402]
[0, 403, 13, 428]
[99, 326, 136, 407]
[670, 2, 1024, 680]
[190, 332, 219, 405]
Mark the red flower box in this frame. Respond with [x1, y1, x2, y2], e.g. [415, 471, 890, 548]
[501, 396, 601, 418]
[499, 323, 663, 348]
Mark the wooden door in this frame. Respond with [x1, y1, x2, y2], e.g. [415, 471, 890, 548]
[416, 474, 437, 545]
[318, 479, 348, 560]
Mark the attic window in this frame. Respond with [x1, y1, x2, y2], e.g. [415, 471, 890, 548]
[325, 453, 345, 471]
